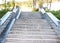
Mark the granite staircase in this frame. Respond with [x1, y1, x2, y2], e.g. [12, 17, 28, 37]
[5, 12, 60, 43]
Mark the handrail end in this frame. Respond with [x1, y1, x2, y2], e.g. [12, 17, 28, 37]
[0, 19, 2, 25]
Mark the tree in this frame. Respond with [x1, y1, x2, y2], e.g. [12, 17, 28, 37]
[6, 2, 11, 9]
[47, 0, 48, 8]
[12, 0, 15, 9]
[49, 0, 52, 9]
[33, 0, 36, 8]
[38, 0, 44, 6]
[2, 0, 7, 9]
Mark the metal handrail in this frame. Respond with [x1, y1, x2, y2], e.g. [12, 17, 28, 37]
[0, 6, 21, 43]
[46, 12, 59, 26]
[0, 6, 20, 33]
[40, 7, 60, 38]
[40, 8, 59, 26]
[0, 11, 12, 25]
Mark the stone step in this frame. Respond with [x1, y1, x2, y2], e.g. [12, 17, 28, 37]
[7, 35, 58, 39]
[16, 19, 47, 22]
[9, 31, 56, 35]
[5, 12, 59, 43]
[5, 39, 60, 43]
[14, 23, 50, 26]
[12, 19, 51, 29]
[11, 30, 54, 33]
[12, 25, 51, 28]
[10, 28, 54, 32]
[15, 19, 49, 24]
[5, 40, 60, 43]
[12, 24, 51, 27]
[20, 12, 41, 19]
[9, 30, 55, 33]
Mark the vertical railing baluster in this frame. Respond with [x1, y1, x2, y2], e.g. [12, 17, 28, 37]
[57, 21, 60, 37]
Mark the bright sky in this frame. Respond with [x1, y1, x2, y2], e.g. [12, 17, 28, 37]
[43, 1, 60, 11]
[15, 0, 29, 2]
[0, 0, 29, 4]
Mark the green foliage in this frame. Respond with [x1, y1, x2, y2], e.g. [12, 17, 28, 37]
[0, 9, 10, 18]
[50, 10, 60, 20]
[46, 9, 60, 20]
[32, 7, 39, 12]
[6, 2, 11, 9]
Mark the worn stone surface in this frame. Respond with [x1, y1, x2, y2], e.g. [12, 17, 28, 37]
[5, 12, 60, 43]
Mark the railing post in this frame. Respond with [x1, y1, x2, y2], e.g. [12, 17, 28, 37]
[0, 19, 1, 25]
[58, 21, 60, 31]
[58, 20, 60, 29]
[57, 20, 60, 38]
[40, 8, 46, 19]
[58, 21, 60, 30]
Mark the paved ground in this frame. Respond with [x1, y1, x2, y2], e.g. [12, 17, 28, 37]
[5, 12, 60, 43]
[20, 6, 32, 12]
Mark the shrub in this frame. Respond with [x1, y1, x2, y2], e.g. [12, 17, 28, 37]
[46, 9, 60, 20]
[32, 7, 39, 12]
[0, 9, 10, 18]
[50, 10, 60, 20]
